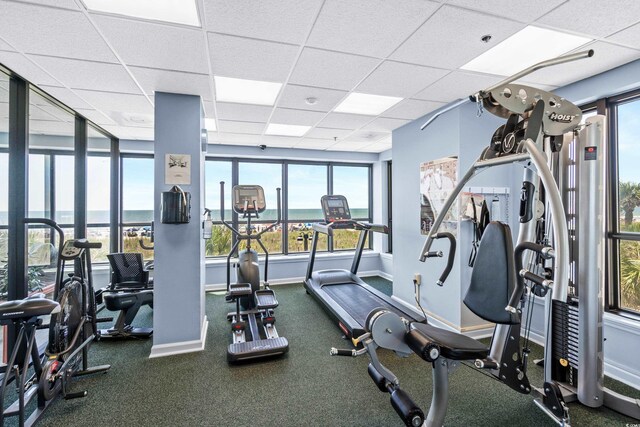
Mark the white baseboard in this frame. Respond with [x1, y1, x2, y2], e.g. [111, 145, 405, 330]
[149, 316, 209, 359]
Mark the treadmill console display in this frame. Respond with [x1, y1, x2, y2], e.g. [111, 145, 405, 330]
[320, 195, 351, 222]
[232, 185, 266, 214]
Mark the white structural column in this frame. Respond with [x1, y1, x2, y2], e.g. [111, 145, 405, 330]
[150, 92, 207, 358]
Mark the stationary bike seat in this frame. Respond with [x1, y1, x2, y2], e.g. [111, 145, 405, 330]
[0, 297, 60, 321]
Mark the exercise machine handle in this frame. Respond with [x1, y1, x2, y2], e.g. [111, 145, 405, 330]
[330, 347, 366, 357]
[507, 241, 555, 313]
[433, 232, 456, 286]
[73, 239, 102, 249]
[24, 217, 64, 245]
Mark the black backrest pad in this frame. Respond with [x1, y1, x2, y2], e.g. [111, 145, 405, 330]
[107, 253, 144, 286]
[463, 222, 518, 325]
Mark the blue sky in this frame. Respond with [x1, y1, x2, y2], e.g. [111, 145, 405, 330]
[617, 100, 640, 184]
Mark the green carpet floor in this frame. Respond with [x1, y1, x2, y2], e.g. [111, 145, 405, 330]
[27, 277, 640, 426]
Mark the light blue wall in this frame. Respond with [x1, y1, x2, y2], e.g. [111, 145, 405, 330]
[152, 92, 206, 350]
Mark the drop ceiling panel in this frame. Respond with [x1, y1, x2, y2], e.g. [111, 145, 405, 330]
[446, 0, 565, 22]
[358, 142, 392, 153]
[361, 117, 410, 132]
[0, 3, 117, 63]
[30, 55, 141, 94]
[391, 6, 526, 69]
[38, 85, 94, 110]
[277, 84, 348, 112]
[270, 108, 325, 126]
[289, 48, 379, 91]
[216, 132, 260, 144]
[216, 102, 272, 122]
[11, 0, 80, 10]
[536, 0, 640, 38]
[295, 138, 336, 150]
[307, 0, 439, 58]
[76, 108, 117, 126]
[414, 71, 503, 102]
[522, 41, 640, 87]
[105, 125, 154, 140]
[330, 141, 372, 151]
[202, 101, 216, 118]
[207, 33, 299, 82]
[217, 120, 265, 135]
[261, 135, 301, 147]
[383, 99, 445, 120]
[0, 51, 60, 86]
[345, 130, 389, 143]
[129, 66, 212, 100]
[73, 89, 153, 116]
[0, 38, 15, 51]
[608, 22, 640, 49]
[91, 15, 209, 74]
[317, 112, 374, 130]
[356, 61, 448, 97]
[202, 0, 322, 44]
[305, 127, 352, 139]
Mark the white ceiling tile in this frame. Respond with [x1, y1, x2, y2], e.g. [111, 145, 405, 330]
[277, 84, 348, 112]
[289, 48, 379, 91]
[0, 51, 60, 86]
[207, 33, 299, 82]
[608, 21, 640, 49]
[270, 108, 325, 126]
[537, 0, 640, 38]
[317, 112, 374, 130]
[358, 142, 392, 153]
[129, 66, 212, 100]
[261, 135, 301, 147]
[0, 3, 117, 62]
[91, 14, 209, 73]
[330, 141, 373, 151]
[305, 127, 352, 139]
[216, 102, 272, 122]
[0, 37, 15, 51]
[345, 130, 389, 143]
[217, 132, 260, 144]
[522, 41, 640, 87]
[307, 0, 440, 58]
[383, 98, 445, 120]
[414, 71, 503, 102]
[392, 6, 526, 69]
[356, 61, 449, 97]
[446, 0, 564, 22]
[73, 89, 153, 116]
[217, 120, 265, 135]
[10, 0, 80, 10]
[38, 85, 94, 110]
[295, 138, 336, 150]
[29, 55, 141, 93]
[103, 125, 154, 140]
[361, 117, 410, 132]
[203, 0, 322, 44]
[76, 108, 117, 126]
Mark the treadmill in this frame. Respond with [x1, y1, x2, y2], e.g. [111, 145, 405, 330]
[304, 195, 425, 339]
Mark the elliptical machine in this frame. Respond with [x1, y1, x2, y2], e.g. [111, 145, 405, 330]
[219, 182, 289, 363]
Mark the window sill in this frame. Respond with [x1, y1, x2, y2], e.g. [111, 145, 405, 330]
[204, 249, 381, 266]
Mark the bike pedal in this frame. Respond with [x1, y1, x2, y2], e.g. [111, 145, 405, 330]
[64, 391, 88, 400]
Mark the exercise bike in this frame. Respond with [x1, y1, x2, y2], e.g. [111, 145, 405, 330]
[0, 218, 110, 426]
[219, 182, 289, 363]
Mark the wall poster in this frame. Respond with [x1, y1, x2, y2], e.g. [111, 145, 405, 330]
[165, 154, 191, 185]
[420, 156, 458, 235]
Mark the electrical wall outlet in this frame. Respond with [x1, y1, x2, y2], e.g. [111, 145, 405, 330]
[414, 273, 421, 286]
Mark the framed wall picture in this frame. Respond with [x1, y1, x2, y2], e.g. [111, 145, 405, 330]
[420, 156, 458, 235]
[165, 153, 191, 185]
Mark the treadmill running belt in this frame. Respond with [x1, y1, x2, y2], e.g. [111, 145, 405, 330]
[322, 283, 410, 326]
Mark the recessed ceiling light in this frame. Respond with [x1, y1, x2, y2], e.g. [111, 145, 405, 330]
[461, 26, 592, 76]
[335, 93, 403, 116]
[265, 123, 310, 137]
[204, 118, 216, 131]
[82, 0, 200, 27]
[214, 76, 282, 106]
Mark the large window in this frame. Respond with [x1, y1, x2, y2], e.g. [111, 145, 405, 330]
[612, 95, 640, 312]
[87, 127, 112, 263]
[0, 71, 9, 310]
[121, 156, 154, 259]
[204, 159, 373, 257]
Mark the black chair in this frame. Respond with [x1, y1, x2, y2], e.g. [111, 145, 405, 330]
[99, 253, 153, 339]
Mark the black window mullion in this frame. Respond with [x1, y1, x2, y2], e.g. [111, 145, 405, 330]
[110, 138, 120, 254]
[328, 164, 333, 252]
[45, 155, 53, 220]
[231, 158, 239, 255]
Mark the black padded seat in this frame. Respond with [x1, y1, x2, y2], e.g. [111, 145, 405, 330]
[0, 297, 60, 321]
[407, 323, 489, 361]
